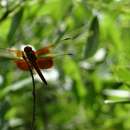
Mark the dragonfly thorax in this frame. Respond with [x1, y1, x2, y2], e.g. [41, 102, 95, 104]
[24, 46, 37, 61]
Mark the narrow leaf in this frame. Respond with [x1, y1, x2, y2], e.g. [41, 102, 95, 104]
[7, 7, 24, 45]
[84, 16, 99, 59]
[104, 99, 130, 104]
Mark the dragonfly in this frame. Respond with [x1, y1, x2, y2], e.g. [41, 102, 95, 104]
[0, 45, 54, 85]
[0, 44, 72, 129]
[0, 44, 73, 130]
[0, 44, 71, 85]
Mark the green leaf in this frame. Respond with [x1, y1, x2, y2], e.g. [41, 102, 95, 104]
[7, 7, 24, 45]
[63, 57, 86, 101]
[84, 16, 99, 59]
[104, 100, 130, 104]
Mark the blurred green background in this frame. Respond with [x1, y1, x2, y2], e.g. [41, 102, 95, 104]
[0, 0, 130, 130]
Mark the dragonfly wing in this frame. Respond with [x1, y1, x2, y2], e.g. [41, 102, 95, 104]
[0, 48, 23, 60]
[15, 57, 53, 71]
[15, 60, 31, 71]
[35, 44, 54, 56]
[36, 57, 53, 69]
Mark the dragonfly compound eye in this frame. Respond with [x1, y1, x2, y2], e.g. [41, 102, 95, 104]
[24, 46, 33, 53]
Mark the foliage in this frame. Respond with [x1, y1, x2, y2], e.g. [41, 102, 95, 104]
[0, 0, 130, 130]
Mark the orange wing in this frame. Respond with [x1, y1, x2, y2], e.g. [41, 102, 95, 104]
[15, 57, 53, 71]
[36, 57, 53, 69]
[35, 44, 54, 56]
[15, 60, 30, 71]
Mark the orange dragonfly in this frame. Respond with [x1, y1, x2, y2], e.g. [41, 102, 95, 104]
[0, 44, 67, 86]
[0, 44, 72, 129]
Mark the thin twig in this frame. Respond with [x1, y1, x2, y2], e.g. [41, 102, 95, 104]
[29, 66, 36, 130]
[22, 54, 36, 130]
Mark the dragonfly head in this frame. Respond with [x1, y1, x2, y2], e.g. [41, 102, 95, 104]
[24, 46, 33, 53]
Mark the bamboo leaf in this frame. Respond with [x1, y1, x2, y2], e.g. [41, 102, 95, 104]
[84, 16, 99, 59]
[7, 7, 24, 45]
